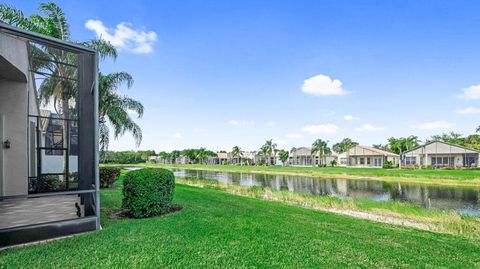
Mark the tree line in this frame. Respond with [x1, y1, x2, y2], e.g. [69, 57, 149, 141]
[128, 131, 480, 166]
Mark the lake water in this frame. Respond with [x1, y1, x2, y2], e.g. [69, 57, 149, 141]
[170, 168, 480, 216]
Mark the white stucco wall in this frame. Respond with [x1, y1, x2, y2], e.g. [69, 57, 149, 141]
[0, 80, 28, 196]
[0, 33, 29, 196]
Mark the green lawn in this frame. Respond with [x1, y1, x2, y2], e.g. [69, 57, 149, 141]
[1, 184, 480, 268]
[108, 163, 480, 187]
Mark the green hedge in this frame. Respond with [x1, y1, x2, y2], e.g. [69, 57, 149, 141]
[99, 167, 121, 188]
[122, 168, 175, 218]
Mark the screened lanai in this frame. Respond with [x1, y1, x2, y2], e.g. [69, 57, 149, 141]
[0, 22, 99, 247]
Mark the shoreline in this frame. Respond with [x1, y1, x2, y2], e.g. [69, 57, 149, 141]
[106, 163, 480, 188]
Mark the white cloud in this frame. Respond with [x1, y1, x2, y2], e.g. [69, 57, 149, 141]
[412, 121, 453, 130]
[301, 124, 338, 134]
[301, 74, 348, 96]
[354, 124, 385, 132]
[229, 119, 254, 126]
[344, 115, 360, 121]
[229, 120, 240, 126]
[173, 132, 183, 139]
[458, 84, 480, 100]
[267, 122, 275, 127]
[85, 19, 157, 54]
[286, 133, 303, 139]
[456, 106, 480, 115]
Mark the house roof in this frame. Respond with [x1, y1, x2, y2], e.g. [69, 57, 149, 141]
[217, 152, 228, 158]
[348, 145, 399, 157]
[403, 140, 480, 154]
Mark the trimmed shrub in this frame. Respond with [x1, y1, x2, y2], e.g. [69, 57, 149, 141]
[122, 168, 175, 218]
[383, 161, 395, 169]
[100, 167, 121, 188]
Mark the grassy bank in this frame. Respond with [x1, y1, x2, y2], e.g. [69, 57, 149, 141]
[106, 163, 480, 187]
[176, 177, 480, 238]
[2, 184, 480, 268]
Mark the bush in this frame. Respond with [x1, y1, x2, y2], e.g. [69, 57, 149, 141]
[44, 175, 63, 191]
[330, 159, 337, 167]
[383, 161, 395, 169]
[99, 167, 121, 188]
[122, 168, 175, 218]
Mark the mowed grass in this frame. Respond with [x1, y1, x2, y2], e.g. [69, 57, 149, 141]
[109, 163, 480, 187]
[1, 185, 480, 268]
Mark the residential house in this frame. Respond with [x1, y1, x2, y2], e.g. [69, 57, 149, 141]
[229, 151, 256, 165]
[345, 145, 399, 167]
[401, 141, 480, 168]
[288, 147, 337, 166]
[206, 152, 229, 165]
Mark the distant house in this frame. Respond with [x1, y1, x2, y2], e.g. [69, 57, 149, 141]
[229, 151, 256, 165]
[204, 152, 228, 165]
[401, 141, 480, 168]
[345, 145, 399, 167]
[288, 147, 336, 166]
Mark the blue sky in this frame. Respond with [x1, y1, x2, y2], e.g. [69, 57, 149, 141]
[8, 1, 480, 151]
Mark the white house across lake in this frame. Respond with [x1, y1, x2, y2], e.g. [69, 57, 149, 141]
[401, 141, 480, 168]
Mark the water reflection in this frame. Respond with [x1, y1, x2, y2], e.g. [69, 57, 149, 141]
[171, 168, 480, 216]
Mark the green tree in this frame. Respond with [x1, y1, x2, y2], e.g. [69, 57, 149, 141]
[231, 146, 242, 165]
[259, 144, 269, 166]
[171, 150, 181, 164]
[430, 132, 464, 145]
[99, 72, 143, 151]
[372, 144, 390, 151]
[278, 149, 289, 166]
[182, 149, 197, 163]
[464, 134, 480, 150]
[388, 136, 420, 155]
[332, 138, 358, 153]
[311, 139, 331, 166]
[262, 139, 277, 165]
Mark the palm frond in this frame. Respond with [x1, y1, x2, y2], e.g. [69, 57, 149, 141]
[0, 4, 27, 26]
[38, 1, 70, 40]
[82, 39, 118, 60]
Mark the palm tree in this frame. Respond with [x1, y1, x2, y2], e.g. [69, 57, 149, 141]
[311, 139, 331, 167]
[98, 72, 143, 151]
[231, 146, 242, 165]
[261, 139, 277, 165]
[332, 138, 358, 153]
[259, 145, 269, 166]
[404, 135, 421, 151]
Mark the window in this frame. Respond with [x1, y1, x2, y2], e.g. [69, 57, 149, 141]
[431, 156, 455, 166]
[340, 158, 348, 164]
[465, 156, 476, 167]
[366, 157, 371, 165]
[405, 156, 416, 165]
[359, 157, 365, 165]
